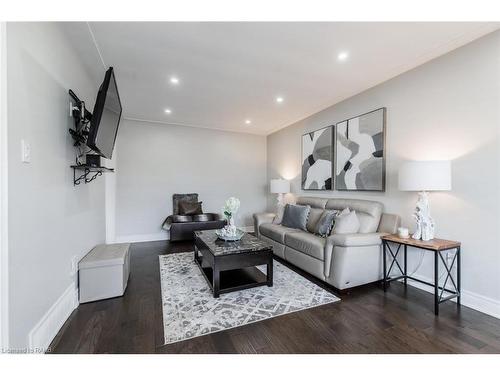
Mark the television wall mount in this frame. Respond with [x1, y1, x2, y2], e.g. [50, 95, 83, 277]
[68, 89, 114, 186]
[68, 89, 92, 147]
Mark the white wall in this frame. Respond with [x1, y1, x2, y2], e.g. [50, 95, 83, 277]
[6, 23, 106, 349]
[267, 31, 500, 317]
[114, 119, 267, 242]
[0, 21, 9, 350]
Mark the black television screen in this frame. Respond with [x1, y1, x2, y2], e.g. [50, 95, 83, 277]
[87, 67, 122, 159]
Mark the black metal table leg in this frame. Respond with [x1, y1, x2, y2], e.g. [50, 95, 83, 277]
[382, 240, 387, 291]
[434, 251, 439, 315]
[404, 244, 408, 287]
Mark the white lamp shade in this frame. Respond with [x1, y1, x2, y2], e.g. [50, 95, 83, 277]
[270, 179, 290, 194]
[398, 161, 451, 191]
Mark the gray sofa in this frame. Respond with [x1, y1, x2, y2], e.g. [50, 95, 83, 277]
[253, 196, 400, 291]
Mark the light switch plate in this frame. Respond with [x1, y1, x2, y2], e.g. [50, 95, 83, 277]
[21, 139, 31, 163]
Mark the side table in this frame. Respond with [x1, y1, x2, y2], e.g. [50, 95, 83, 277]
[381, 234, 461, 315]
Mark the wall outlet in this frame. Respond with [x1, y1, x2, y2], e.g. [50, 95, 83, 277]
[21, 139, 31, 163]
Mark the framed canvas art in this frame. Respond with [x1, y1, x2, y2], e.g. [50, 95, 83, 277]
[335, 108, 386, 191]
[301, 126, 333, 190]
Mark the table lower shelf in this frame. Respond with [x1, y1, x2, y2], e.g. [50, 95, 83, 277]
[194, 250, 271, 297]
[198, 264, 268, 295]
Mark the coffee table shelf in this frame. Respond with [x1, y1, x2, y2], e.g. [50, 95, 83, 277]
[195, 254, 268, 294]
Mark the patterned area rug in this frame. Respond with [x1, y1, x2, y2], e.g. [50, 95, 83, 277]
[159, 252, 340, 345]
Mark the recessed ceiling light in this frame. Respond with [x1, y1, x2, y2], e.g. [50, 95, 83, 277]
[337, 51, 349, 61]
[276, 96, 284, 103]
[245, 119, 252, 125]
[164, 108, 172, 114]
[169, 76, 179, 85]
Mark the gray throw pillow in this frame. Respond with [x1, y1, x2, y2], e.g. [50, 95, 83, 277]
[281, 204, 310, 231]
[314, 210, 339, 237]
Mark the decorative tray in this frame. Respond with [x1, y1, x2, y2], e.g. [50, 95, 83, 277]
[215, 228, 245, 242]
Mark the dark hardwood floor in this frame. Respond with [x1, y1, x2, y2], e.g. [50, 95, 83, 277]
[49, 240, 500, 354]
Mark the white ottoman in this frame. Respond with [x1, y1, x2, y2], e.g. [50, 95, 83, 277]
[78, 243, 130, 303]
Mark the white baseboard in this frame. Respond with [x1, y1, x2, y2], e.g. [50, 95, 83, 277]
[114, 232, 169, 244]
[28, 282, 79, 353]
[402, 273, 500, 319]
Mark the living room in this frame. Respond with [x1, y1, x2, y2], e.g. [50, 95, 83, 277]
[1, 0, 500, 372]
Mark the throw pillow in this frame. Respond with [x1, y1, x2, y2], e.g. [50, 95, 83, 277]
[332, 208, 361, 234]
[306, 208, 324, 233]
[314, 210, 339, 237]
[281, 204, 311, 231]
[178, 201, 203, 215]
[273, 203, 286, 225]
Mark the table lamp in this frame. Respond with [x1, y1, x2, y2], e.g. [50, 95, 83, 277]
[398, 161, 451, 241]
[270, 179, 290, 206]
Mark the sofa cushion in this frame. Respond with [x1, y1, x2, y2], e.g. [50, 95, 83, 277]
[259, 223, 300, 243]
[325, 198, 382, 233]
[281, 204, 310, 231]
[192, 214, 212, 222]
[306, 208, 324, 233]
[171, 214, 193, 223]
[329, 233, 382, 247]
[284, 231, 326, 261]
[296, 196, 328, 209]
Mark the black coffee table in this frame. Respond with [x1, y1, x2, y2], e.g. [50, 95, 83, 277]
[194, 230, 273, 298]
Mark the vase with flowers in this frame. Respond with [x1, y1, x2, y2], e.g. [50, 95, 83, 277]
[216, 197, 243, 241]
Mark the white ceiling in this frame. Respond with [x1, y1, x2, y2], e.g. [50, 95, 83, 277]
[64, 22, 499, 135]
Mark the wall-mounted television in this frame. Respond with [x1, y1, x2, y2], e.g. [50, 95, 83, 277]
[87, 67, 122, 159]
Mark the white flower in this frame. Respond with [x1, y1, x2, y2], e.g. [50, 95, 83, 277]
[223, 197, 240, 215]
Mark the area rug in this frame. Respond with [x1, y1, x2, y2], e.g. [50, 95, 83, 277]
[159, 252, 340, 345]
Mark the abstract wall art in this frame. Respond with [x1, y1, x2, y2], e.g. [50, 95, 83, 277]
[335, 108, 386, 191]
[301, 126, 333, 190]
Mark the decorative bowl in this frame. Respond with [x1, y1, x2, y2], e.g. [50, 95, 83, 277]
[215, 228, 245, 242]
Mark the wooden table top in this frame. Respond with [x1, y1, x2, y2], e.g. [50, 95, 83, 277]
[381, 234, 461, 251]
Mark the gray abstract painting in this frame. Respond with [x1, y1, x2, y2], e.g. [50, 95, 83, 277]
[336, 108, 386, 191]
[302, 126, 333, 190]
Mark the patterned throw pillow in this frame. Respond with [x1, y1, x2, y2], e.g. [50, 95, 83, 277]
[314, 210, 340, 237]
[273, 204, 286, 225]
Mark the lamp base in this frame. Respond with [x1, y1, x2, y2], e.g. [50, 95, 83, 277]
[412, 191, 435, 241]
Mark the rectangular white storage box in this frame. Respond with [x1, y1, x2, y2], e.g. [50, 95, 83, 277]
[78, 243, 130, 303]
